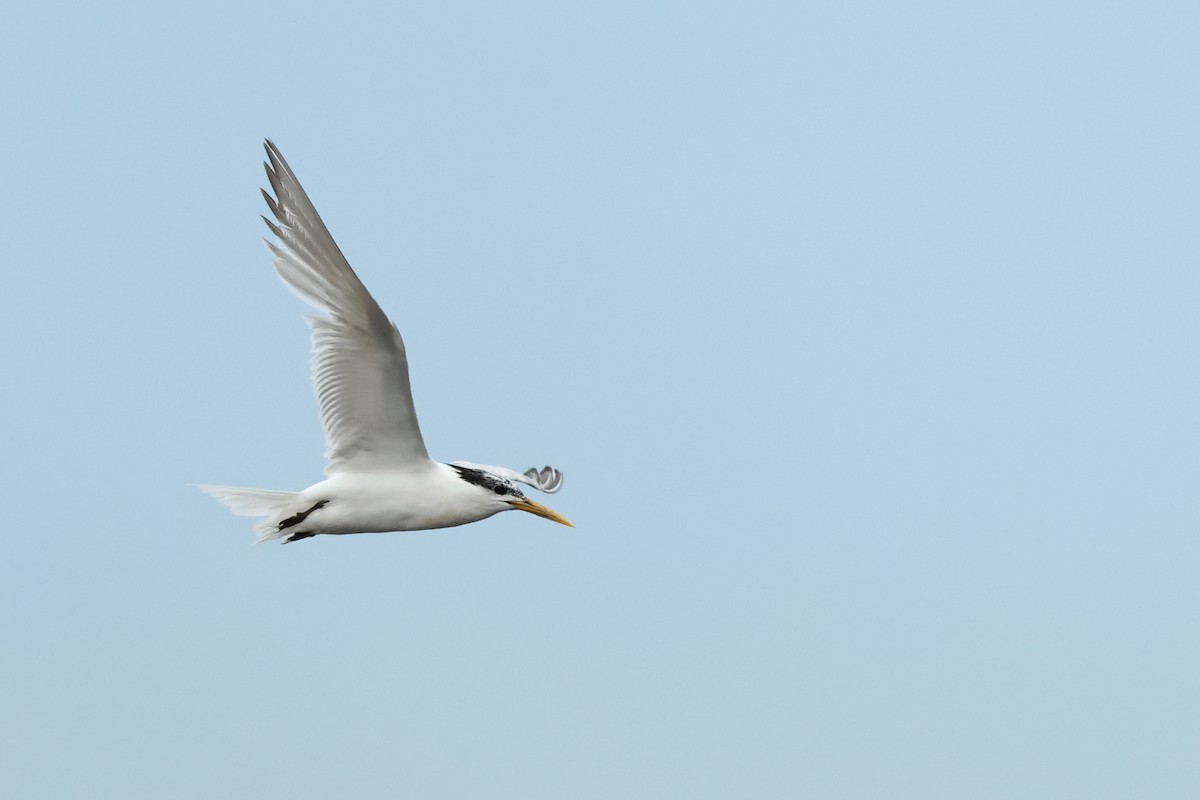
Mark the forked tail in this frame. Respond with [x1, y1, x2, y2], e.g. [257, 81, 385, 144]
[193, 484, 301, 543]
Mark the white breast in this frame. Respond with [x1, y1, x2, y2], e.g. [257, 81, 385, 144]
[296, 463, 500, 534]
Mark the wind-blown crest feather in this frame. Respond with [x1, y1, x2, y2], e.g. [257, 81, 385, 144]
[450, 462, 565, 494]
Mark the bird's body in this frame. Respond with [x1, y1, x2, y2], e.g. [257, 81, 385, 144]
[196, 141, 571, 542]
[220, 465, 514, 538]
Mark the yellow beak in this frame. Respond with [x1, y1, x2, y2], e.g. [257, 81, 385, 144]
[508, 498, 574, 527]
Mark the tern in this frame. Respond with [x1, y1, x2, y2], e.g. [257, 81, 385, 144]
[196, 141, 572, 543]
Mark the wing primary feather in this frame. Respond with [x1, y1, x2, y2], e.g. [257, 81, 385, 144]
[261, 215, 283, 239]
[261, 188, 285, 223]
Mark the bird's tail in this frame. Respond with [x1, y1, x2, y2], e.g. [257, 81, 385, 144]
[193, 484, 300, 543]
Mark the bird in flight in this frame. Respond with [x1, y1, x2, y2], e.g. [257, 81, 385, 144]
[197, 140, 572, 543]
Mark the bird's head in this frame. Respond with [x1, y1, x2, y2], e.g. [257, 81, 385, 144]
[450, 464, 574, 527]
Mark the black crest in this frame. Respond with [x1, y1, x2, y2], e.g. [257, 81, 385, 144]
[449, 464, 523, 498]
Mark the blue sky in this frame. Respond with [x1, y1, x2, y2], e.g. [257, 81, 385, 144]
[2, 1, 1197, 797]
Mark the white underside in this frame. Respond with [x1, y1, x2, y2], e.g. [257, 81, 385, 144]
[198, 462, 506, 541]
[292, 462, 503, 534]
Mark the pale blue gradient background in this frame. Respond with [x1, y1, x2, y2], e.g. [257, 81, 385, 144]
[2, 1, 1197, 797]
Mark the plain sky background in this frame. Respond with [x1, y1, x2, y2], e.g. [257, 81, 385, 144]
[2, 1, 1197, 797]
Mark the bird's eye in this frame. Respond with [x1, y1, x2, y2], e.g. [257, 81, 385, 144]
[493, 485, 507, 495]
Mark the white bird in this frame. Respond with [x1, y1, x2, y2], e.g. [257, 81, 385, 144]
[196, 141, 572, 543]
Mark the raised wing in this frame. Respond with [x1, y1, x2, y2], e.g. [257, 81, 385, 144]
[450, 462, 565, 494]
[262, 140, 431, 473]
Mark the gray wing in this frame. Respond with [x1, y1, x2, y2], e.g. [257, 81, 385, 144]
[262, 140, 431, 473]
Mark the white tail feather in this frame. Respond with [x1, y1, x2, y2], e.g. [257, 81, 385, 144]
[193, 484, 299, 542]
